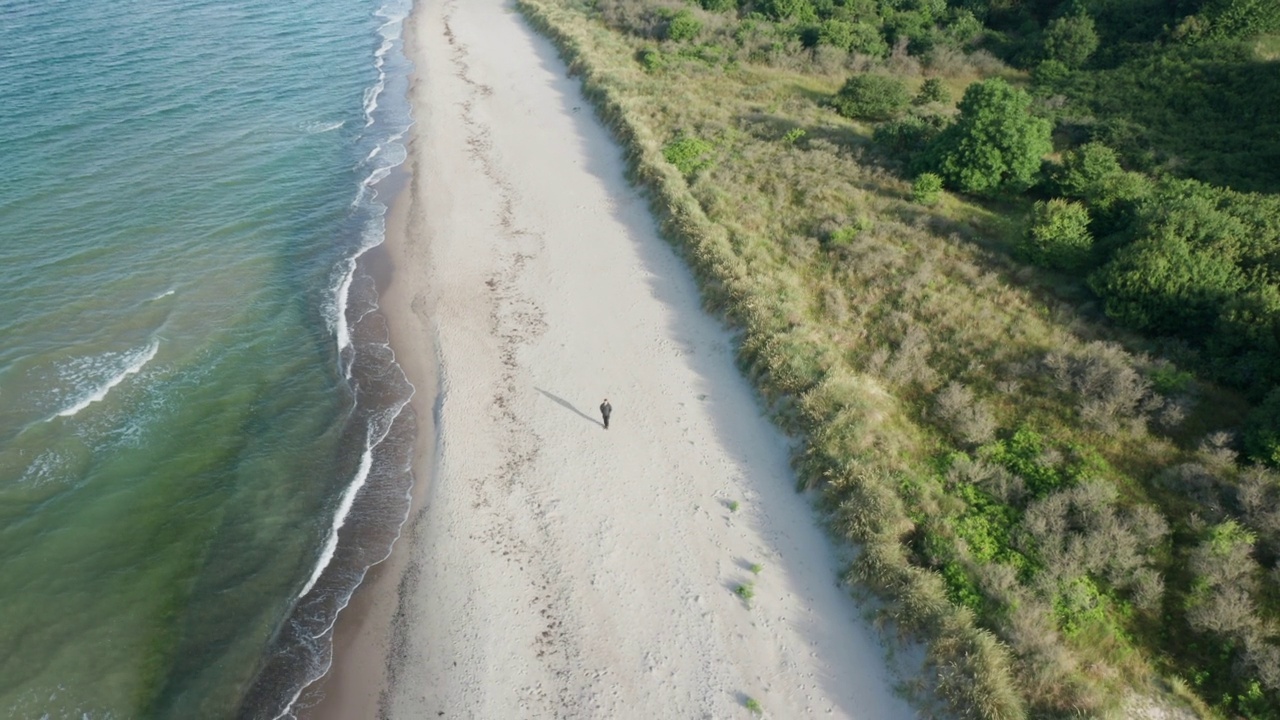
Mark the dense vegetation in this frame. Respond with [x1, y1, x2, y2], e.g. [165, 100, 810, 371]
[516, 0, 1280, 715]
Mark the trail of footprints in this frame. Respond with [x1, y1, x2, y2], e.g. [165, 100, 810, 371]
[442, 3, 584, 714]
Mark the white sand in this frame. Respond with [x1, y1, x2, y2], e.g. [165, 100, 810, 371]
[362, 0, 918, 716]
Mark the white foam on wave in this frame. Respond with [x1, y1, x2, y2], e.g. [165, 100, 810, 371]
[362, 77, 386, 129]
[147, 289, 175, 302]
[302, 120, 345, 134]
[296, 393, 411, 600]
[330, 257, 357, 355]
[53, 340, 159, 419]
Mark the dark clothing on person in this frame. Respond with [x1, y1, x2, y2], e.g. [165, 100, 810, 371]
[600, 400, 612, 429]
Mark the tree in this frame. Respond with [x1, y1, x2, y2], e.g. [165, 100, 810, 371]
[831, 74, 911, 121]
[922, 78, 1052, 196]
[1042, 13, 1098, 69]
[1021, 199, 1093, 271]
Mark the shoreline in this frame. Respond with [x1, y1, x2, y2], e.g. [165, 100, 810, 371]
[294, 11, 436, 715]
[294, 159, 437, 719]
[303, 0, 915, 716]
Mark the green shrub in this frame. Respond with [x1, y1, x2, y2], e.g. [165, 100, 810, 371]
[1052, 142, 1122, 205]
[912, 172, 943, 204]
[782, 127, 806, 144]
[1030, 59, 1071, 93]
[664, 9, 702, 42]
[846, 21, 890, 57]
[814, 19, 855, 50]
[1020, 198, 1093, 271]
[914, 78, 951, 105]
[636, 46, 666, 72]
[759, 0, 816, 22]
[1200, 0, 1280, 39]
[699, 0, 737, 13]
[1245, 388, 1280, 467]
[944, 8, 983, 46]
[874, 113, 948, 160]
[662, 134, 715, 175]
[830, 74, 911, 121]
[824, 215, 871, 249]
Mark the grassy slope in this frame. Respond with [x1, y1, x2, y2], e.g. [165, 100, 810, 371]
[516, 2, 1260, 717]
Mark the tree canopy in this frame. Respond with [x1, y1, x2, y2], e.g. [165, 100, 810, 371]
[922, 78, 1052, 196]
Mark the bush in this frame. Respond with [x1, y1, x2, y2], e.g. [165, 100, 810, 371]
[932, 382, 997, 446]
[912, 172, 943, 204]
[1245, 388, 1280, 467]
[699, 0, 736, 12]
[1019, 198, 1093, 271]
[663, 9, 702, 42]
[759, 0, 816, 22]
[874, 113, 948, 160]
[914, 77, 951, 105]
[1030, 59, 1071, 94]
[846, 21, 890, 57]
[1052, 142, 1122, 204]
[636, 46, 666, 72]
[662, 134, 715, 175]
[830, 73, 911, 121]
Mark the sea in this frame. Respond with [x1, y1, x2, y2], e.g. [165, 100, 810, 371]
[0, 0, 417, 717]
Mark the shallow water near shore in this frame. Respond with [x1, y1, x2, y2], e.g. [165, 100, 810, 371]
[0, 1, 415, 716]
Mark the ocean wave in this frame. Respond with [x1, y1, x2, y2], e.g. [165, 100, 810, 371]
[52, 339, 159, 419]
[296, 396, 411, 599]
[300, 119, 345, 134]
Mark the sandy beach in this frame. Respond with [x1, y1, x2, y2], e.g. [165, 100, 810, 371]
[300, 0, 916, 716]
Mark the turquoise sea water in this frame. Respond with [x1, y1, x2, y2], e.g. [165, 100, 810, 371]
[0, 1, 416, 717]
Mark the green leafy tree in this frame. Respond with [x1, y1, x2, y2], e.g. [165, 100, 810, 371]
[1021, 199, 1094, 271]
[831, 74, 911, 121]
[1043, 13, 1099, 68]
[922, 78, 1052, 196]
[913, 172, 944, 204]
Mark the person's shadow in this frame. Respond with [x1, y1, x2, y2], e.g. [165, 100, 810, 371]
[536, 388, 603, 427]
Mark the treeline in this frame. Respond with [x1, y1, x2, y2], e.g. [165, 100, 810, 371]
[524, 0, 1280, 716]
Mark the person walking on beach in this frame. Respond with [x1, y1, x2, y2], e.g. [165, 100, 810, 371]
[599, 398, 612, 429]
